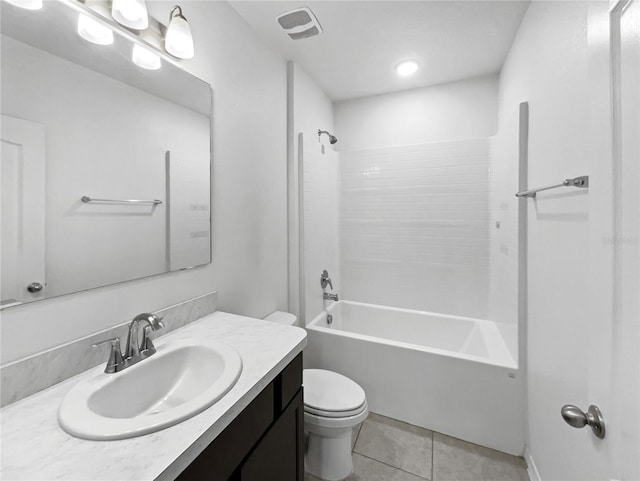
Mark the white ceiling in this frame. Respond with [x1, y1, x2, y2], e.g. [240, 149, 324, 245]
[230, 1, 530, 101]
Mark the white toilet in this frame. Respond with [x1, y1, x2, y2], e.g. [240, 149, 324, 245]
[263, 311, 368, 481]
[303, 369, 368, 480]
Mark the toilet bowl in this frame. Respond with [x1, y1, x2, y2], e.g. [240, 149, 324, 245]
[303, 369, 368, 481]
[262, 312, 368, 481]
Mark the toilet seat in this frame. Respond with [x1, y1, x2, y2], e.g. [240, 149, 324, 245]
[303, 369, 367, 418]
[304, 401, 369, 429]
[304, 403, 366, 418]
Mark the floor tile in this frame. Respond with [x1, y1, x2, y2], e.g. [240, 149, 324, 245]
[432, 433, 528, 481]
[306, 454, 425, 481]
[354, 412, 432, 479]
[348, 454, 427, 481]
[352, 422, 363, 451]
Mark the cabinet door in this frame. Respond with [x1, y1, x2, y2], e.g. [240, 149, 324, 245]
[240, 389, 304, 481]
[175, 384, 275, 481]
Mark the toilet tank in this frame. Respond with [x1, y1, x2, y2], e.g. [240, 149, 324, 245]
[263, 311, 299, 327]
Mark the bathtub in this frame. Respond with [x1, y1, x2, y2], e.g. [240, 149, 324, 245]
[304, 301, 525, 455]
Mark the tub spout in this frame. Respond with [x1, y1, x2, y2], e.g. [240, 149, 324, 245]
[323, 292, 339, 301]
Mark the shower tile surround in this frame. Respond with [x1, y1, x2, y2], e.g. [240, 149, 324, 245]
[0, 291, 217, 407]
[339, 139, 491, 319]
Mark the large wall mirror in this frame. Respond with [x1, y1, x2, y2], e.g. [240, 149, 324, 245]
[1, 0, 212, 308]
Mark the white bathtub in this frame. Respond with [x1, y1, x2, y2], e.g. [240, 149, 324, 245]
[304, 301, 525, 455]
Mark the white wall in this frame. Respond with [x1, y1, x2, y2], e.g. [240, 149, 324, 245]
[334, 74, 498, 151]
[339, 139, 491, 319]
[496, 2, 596, 479]
[0, 1, 288, 364]
[289, 64, 340, 324]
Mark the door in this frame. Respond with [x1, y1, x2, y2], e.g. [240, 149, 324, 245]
[607, 1, 640, 478]
[586, 1, 639, 480]
[1, 115, 46, 305]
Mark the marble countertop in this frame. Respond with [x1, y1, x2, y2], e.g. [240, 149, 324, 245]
[1, 311, 307, 481]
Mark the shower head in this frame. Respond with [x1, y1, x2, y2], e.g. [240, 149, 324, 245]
[318, 129, 338, 145]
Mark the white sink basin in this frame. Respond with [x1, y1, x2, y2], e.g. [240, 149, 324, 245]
[58, 339, 242, 440]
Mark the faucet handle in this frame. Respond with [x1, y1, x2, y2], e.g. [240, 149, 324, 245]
[321, 269, 333, 290]
[92, 337, 124, 373]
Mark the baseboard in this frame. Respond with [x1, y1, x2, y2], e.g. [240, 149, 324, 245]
[524, 446, 541, 481]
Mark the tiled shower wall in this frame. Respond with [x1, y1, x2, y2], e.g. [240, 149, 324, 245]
[339, 139, 491, 319]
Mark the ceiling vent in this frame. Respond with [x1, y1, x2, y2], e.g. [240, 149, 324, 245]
[276, 7, 323, 40]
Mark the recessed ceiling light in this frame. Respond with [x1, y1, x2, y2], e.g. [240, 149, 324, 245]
[396, 60, 419, 77]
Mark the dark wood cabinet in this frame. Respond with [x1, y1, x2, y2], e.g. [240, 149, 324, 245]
[176, 354, 304, 481]
[240, 390, 304, 481]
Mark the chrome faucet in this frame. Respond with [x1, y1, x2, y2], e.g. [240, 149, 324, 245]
[125, 313, 165, 359]
[93, 313, 164, 373]
[320, 269, 339, 302]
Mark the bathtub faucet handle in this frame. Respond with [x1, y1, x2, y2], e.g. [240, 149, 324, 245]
[320, 270, 333, 290]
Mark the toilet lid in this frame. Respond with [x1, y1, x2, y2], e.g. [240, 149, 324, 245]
[303, 369, 366, 415]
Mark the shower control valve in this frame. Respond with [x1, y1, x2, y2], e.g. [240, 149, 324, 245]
[320, 270, 333, 290]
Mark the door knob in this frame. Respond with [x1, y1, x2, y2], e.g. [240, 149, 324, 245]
[27, 282, 43, 293]
[561, 404, 605, 439]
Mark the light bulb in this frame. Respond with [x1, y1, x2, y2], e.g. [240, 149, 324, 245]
[111, 0, 148, 30]
[396, 60, 419, 77]
[4, 0, 43, 9]
[119, 3, 143, 21]
[77, 13, 114, 45]
[165, 7, 194, 59]
[132, 44, 161, 70]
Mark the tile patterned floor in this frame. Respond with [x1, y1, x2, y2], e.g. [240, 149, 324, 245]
[306, 413, 529, 481]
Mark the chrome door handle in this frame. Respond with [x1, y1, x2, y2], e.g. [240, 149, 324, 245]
[561, 404, 605, 439]
[27, 282, 43, 293]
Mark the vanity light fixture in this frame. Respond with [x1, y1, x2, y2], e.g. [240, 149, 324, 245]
[132, 32, 162, 70]
[71, 1, 195, 61]
[396, 59, 419, 77]
[132, 44, 161, 70]
[77, 12, 114, 45]
[111, 0, 148, 30]
[4, 0, 42, 9]
[165, 5, 194, 59]
[131, 30, 162, 70]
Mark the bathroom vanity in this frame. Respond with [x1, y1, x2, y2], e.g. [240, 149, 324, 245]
[177, 353, 304, 480]
[0, 312, 307, 480]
